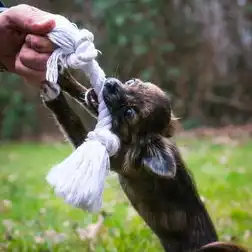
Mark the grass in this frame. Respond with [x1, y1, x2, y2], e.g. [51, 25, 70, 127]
[0, 137, 252, 251]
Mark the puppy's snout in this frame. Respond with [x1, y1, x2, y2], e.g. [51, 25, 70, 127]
[103, 77, 124, 111]
[104, 78, 121, 93]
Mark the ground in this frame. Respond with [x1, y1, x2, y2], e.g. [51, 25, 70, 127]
[0, 135, 252, 251]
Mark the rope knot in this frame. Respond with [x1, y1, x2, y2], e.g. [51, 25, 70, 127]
[46, 16, 100, 84]
[45, 14, 120, 212]
[66, 30, 98, 69]
[87, 129, 120, 157]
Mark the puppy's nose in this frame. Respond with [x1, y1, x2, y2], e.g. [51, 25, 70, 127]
[104, 78, 121, 93]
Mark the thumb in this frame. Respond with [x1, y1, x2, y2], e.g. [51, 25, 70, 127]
[6, 5, 56, 35]
[25, 18, 56, 35]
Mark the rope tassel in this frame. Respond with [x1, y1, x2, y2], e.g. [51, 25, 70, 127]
[43, 15, 120, 212]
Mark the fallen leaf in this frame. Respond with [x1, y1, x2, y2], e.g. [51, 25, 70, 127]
[76, 215, 105, 241]
[44, 229, 67, 244]
[0, 199, 12, 213]
[2, 219, 15, 231]
[243, 230, 251, 241]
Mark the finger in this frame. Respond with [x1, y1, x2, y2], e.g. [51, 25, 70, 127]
[26, 34, 55, 53]
[6, 5, 56, 35]
[19, 44, 50, 71]
[15, 54, 46, 82]
[28, 19, 55, 35]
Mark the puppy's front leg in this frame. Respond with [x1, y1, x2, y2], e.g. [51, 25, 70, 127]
[44, 91, 87, 148]
[42, 70, 98, 148]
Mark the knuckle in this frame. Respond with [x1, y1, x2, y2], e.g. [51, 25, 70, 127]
[20, 50, 49, 71]
[15, 4, 38, 12]
[18, 4, 29, 9]
[9, 4, 30, 15]
[30, 36, 45, 50]
[31, 36, 41, 47]
[15, 60, 24, 76]
[11, 4, 28, 11]
[19, 48, 32, 62]
[17, 4, 29, 8]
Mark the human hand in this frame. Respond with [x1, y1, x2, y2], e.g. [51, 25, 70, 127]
[18, 34, 55, 86]
[0, 4, 56, 86]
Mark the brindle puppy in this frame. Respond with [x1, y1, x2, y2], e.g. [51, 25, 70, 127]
[43, 72, 247, 252]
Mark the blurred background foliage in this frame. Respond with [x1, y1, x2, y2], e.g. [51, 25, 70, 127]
[1, 1, 252, 251]
[1, 0, 252, 140]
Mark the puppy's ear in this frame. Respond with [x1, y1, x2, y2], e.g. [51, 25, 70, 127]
[141, 136, 176, 178]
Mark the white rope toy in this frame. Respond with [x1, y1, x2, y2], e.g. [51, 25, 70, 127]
[42, 15, 120, 212]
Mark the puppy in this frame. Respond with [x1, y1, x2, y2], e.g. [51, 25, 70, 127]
[43, 73, 247, 252]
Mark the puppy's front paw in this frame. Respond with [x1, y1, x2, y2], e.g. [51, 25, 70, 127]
[80, 88, 98, 114]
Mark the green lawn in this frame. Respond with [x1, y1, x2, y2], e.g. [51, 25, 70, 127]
[0, 137, 252, 251]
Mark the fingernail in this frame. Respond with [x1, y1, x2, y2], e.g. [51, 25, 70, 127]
[25, 35, 32, 47]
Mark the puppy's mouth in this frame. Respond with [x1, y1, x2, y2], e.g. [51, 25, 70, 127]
[57, 70, 100, 119]
[79, 88, 99, 115]
[58, 73, 125, 119]
[67, 77, 125, 116]
[102, 77, 125, 112]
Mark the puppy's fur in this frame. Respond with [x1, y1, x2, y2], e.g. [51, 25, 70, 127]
[43, 73, 247, 252]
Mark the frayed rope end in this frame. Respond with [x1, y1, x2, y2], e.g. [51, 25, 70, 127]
[45, 14, 121, 213]
[46, 129, 120, 212]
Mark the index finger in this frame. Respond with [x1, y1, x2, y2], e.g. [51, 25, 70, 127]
[5, 5, 56, 35]
[26, 34, 56, 53]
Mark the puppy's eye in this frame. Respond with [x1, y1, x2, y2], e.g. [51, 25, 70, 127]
[125, 79, 136, 86]
[124, 107, 136, 120]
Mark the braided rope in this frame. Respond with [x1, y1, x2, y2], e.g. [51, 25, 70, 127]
[42, 15, 120, 212]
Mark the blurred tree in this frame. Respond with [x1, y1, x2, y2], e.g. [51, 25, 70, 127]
[1, 0, 252, 140]
[93, 0, 252, 128]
